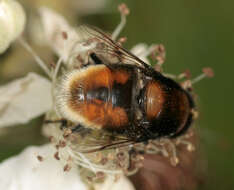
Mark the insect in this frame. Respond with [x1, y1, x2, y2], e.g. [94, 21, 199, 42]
[53, 26, 195, 152]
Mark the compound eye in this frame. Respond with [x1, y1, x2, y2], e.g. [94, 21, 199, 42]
[145, 82, 164, 120]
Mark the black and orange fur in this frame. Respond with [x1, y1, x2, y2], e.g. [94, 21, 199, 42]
[54, 26, 195, 146]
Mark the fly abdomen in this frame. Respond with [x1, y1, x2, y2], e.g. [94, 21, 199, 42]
[86, 87, 109, 103]
[57, 64, 136, 131]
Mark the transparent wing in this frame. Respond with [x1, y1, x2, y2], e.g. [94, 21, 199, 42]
[76, 25, 151, 70]
[68, 128, 136, 153]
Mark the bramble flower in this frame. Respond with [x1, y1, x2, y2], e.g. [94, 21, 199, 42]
[0, 2, 214, 190]
[0, 4, 137, 190]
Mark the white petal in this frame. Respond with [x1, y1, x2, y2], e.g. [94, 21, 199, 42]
[0, 144, 135, 190]
[94, 175, 135, 190]
[0, 73, 52, 128]
[0, 144, 88, 190]
[0, 16, 11, 53]
[39, 7, 80, 62]
[130, 43, 151, 64]
[0, 0, 26, 53]
[5, 0, 26, 41]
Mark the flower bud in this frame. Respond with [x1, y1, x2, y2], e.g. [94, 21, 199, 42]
[0, 0, 26, 53]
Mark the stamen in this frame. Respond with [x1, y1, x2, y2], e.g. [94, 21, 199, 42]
[111, 3, 130, 41]
[159, 139, 179, 166]
[117, 37, 127, 45]
[63, 164, 71, 172]
[191, 67, 214, 84]
[52, 57, 63, 83]
[191, 73, 206, 84]
[202, 67, 214, 78]
[19, 38, 52, 78]
[178, 69, 191, 79]
[152, 44, 166, 65]
[37, 155, 44, 162]
[163, 73, 177, 79]
[168, 142, 179, 166]
[164, 69, 191, 80]
[52, 31, 69, 83]
[140, 44, 158, 58]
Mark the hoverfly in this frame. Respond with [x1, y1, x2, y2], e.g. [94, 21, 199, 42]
[52, 26, 195, 153]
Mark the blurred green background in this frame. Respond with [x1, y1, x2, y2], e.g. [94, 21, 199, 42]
[0, 0, 233, 189]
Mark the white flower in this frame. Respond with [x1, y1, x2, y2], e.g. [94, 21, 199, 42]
[0, 144, 134, 190]
[0, 0, 26, 53]
[0, 5, 156, 190]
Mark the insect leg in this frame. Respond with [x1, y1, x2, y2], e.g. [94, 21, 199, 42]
[137, 120, 157, 140]
[90, 53, 103, 65]
[44, 119, 67, 130]
[71, 124, 85, 133]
